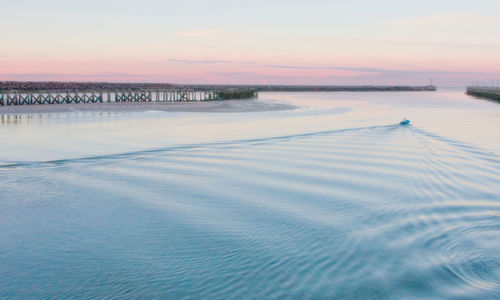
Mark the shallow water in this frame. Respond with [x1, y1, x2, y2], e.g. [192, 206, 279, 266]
[1, 90, 500, 299]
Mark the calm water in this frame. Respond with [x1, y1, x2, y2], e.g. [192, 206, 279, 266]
[1, 90, 500, 299]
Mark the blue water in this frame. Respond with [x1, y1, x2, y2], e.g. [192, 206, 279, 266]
[1, 90, 500, 299]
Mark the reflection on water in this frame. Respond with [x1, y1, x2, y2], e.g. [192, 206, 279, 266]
[1, 112, 120, 124]
[1, 90, 500, 298]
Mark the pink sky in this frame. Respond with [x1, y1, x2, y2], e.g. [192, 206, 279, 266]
[2, 2, 500, 87]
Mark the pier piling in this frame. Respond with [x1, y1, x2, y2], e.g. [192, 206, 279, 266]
[0, 88, 258, 106]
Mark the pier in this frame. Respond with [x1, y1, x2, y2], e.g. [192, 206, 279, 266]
[0, 88, 258, 106]
[0, 81, 437, 106]
[466, 86, 500, 102]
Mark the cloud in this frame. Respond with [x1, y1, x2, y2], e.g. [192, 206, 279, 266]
[0, 72, 163, 82]
[261, 64, 311, 70]
[398, 14, 500, 27]
[2, 66, 499, 87]
[165, 59, 426, 75]
[172, 29, 229, 38]
[168, 59, 236, 64]
[165, 58, 500, 79]
[345, 37, 500, 51]
[386, 14, 500, 44]
[168, 59, 376, 72]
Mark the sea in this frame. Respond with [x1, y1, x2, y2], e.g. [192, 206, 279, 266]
[1, 89, 499, 299]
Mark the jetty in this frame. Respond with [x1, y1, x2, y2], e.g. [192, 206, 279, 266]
[0, 81, 437, 106]
[466, 86, 500, 102]
[0, 88, 257, 106]
[0, 82, 437, 92]
[183, 85, 437, 92]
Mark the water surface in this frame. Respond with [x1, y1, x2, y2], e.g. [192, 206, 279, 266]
[1, 90, 499, 299]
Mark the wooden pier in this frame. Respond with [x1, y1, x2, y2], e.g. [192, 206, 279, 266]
[466, 86, 500, 102]
[0, 88, 258, 106]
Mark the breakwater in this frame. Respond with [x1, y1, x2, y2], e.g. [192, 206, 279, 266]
[184, 85, 437, 92]
[0, 88, 257, 106]
[466, 86, 500, 101]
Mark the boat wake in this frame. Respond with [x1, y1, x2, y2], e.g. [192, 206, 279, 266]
[1, 122, 499, 299]
[2, 123, 496, 171]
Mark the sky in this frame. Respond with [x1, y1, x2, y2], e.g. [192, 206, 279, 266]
[1, 0, 500, 87]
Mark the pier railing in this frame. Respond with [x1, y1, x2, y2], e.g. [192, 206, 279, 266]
[0, 88, 258, 106]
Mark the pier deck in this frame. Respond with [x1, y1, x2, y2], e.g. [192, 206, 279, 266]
[0, 88, 258, 106]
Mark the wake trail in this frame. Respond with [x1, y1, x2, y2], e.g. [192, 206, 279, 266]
[1, 123, 497, 170]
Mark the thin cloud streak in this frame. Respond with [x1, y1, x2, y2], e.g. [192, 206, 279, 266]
[345, 37, 500, 51]
[172, 29, 230, 38]
[168, 59, 237, 64]
[167, 59, 500, 77]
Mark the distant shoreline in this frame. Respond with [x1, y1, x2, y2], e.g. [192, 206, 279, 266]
[0, 99, 296, 114]
[0, 81, 437, 92]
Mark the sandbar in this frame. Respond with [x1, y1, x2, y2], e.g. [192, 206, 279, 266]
[0, 99, 296, 114]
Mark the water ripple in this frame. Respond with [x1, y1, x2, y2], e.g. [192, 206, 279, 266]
[1, 124, 499, 299]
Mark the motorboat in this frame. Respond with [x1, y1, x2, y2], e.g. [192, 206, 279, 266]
[400, 118, 410, 125]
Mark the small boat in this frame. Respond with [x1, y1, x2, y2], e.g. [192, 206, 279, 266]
[400, 118, 410, 125]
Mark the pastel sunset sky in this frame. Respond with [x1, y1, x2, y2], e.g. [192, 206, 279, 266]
[1, 0, 500, 86]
